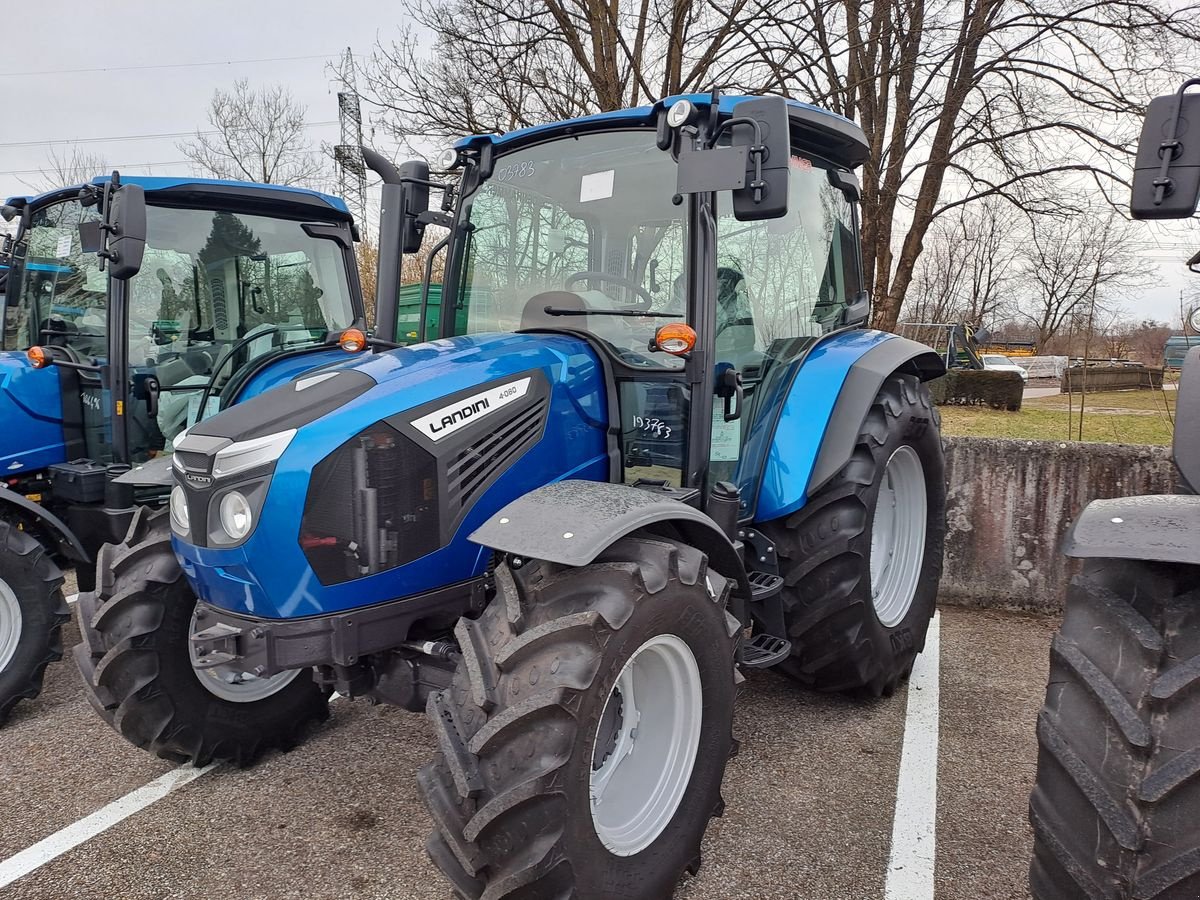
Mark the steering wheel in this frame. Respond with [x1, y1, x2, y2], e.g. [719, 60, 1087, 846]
[192, 324, 312, 423]
[565, 271, 657, 311]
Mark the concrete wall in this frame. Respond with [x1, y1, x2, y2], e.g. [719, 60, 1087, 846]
[940, 437, 1178, 612]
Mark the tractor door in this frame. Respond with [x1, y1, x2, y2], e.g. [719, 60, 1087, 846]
[442, 129, 701, 488]
[4, 196, 110, 462]
[705, 155, 865, 489]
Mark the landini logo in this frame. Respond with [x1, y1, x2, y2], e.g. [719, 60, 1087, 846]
[410, 377, 532, 441]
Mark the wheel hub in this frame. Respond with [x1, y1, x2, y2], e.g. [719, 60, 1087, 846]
[187, 608, 300, 703]
[869, 445, 928, 628]
[589, 633, 703, 857]
[0, 578, 22, 675]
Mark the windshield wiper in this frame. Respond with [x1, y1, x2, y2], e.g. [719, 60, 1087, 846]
[543, 306, 682, 318]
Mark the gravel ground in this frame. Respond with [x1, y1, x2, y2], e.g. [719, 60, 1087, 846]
[0, 604, 1054, 899]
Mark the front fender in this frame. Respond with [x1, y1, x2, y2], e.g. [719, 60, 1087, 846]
[471, 480, 751, 601]
[1062, 495, 1200, 566]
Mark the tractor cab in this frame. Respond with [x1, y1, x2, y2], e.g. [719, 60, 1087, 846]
[1, 178, 363, 466]
[426, 94, 878, 501]
[0, 175, 366, 583]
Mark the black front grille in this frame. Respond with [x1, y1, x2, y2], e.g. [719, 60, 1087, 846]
[444, 397, 547, 530]
[301, 423, 440, 585]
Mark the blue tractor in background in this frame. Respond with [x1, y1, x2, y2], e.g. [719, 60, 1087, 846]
[84, 94, 948, 897]
[0, 168, 395, 751]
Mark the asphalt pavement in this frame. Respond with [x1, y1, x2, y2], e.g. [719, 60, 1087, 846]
[0, 605, 1056, 900]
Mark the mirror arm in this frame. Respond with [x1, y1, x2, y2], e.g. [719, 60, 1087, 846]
[1152, 77, 1200, 207]
[710, 115, 767, 202]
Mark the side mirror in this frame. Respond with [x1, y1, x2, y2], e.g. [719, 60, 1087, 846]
[1131, 80, 1200, 220]
[398, 160, 431, 253]
[105, 182, 146, 280]
[672, 96, 791, 221]
[729, 96, 790, 221]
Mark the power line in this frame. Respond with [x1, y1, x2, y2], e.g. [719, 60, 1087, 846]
[0, 53, 352, 79]
[0, 161, 194, 177]
[0, 121, 339, 150]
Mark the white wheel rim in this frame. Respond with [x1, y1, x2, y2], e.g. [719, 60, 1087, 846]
[0, 578, 22, 674]
[188, 608, 300, 703]
[869, 445, 928, 628]
[589, 633, 703, 856]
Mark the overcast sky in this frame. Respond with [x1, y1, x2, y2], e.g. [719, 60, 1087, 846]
[3, 1, 1196, 325]
[1, 0, 399, 196]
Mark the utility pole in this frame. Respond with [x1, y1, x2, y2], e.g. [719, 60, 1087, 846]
[333, 47, 369, 242]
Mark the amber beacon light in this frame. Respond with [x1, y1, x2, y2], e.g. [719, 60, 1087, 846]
[653, 323, 697, 355]
[338, 328, 368, 353]
[26, 346, 50, 369]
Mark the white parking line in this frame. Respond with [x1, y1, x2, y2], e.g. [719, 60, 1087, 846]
[0, 763, 219, 889]
[0, 686, 341, 888]
[884, 611, 941, 900]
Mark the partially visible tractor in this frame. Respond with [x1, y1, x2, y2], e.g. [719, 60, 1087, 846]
[1164, 330, 1200, 369]
[83, 93, 948, 897]
[1029, 79, 1200, 900]
[0, 169, 387, 747]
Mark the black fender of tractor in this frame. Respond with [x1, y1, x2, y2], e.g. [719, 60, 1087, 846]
[806, 336, 945, 497]
[1173, 346, 1200, 492]
[0, 489, 90, 565]
[1062, 495, 1200, 566]
[470, 480, 752, 606]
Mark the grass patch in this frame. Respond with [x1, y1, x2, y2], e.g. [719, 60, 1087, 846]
[940, 401, 1176, 445]
[1024, 389, 1177, 413]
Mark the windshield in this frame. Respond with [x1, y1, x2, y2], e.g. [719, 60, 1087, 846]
[6, 197, 356, 455]
[451, 129, 862, 374]
[983, 355, 1012, 365]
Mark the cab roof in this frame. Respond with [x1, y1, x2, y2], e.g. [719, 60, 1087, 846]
[455, 93, 871, 169]
[6, 175, 351, 222]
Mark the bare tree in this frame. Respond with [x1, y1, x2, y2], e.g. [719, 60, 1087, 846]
[903, 198, 1022, 327]
[29, 145, 109, 192]
[356, 0, 1199, 331]
[1015, 211, 1149, 347]
[179, 80, 325, 187]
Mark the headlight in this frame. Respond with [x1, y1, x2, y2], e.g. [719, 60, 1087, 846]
[219, 491, 253, 541]
[170, 485, 190, 533]
[212, 429, 296, 478]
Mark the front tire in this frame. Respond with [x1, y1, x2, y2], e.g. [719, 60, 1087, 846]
[1029, 558, 1200, 899]
[74, 507, 330, 766]
[418, 535, 739, 899]
[0, 520, 68, 724]
[760, 373, 946, 695]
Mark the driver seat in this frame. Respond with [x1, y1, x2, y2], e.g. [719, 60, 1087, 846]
[520, 291, 590, 331]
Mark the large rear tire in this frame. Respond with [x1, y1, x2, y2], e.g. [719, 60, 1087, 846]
[0, 520, 68, 724]
[418, 535, 739, 899]
[74, 507, 330, 766]
[1029, 558, 1200, 900]
[760, 372, 946, 695]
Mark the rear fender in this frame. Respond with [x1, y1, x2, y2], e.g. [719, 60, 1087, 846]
[1062, 495, 1200, 566]
[1174, 347, 1200, 491]
[470, 480, 752, 604]
[0, 489, 88, 564]
[752, 332, 944, 522]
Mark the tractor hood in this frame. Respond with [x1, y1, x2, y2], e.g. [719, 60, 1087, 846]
[172, 332, 612, 619]
[0, 352, 68, 475]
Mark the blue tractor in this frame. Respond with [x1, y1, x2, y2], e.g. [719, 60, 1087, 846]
[87, 94, 947, 896]
[0, 169, 392, 749]
[1029, 81, 1200, 900]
